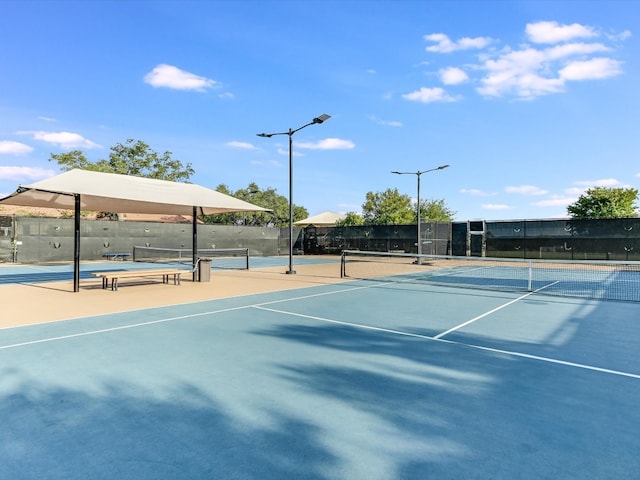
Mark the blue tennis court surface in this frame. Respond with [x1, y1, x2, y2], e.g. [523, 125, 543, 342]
[0, 256, 336, 285]
[1, 270, 638, 479]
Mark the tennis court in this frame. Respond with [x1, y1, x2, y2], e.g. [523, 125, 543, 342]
[1, 257, 638, 479]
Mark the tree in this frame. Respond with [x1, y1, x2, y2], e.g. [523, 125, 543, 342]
[362, 188, 413, 225]
[567, 187, 639, 219]
[418, 198, 456, 222]
[49, 139, 194, 220]
[50, 139, 194, 182]
[335, 212, 364, 226]
[202, 182, 308, 227]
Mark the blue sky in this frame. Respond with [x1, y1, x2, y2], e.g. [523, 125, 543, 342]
[1, 0, 638, 221]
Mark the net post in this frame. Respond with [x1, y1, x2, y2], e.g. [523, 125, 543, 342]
[528, 260, 533, 291]
[340, 251, 346, 278]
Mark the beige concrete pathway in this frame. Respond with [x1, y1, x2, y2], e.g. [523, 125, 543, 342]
[0, 262, 346, 329]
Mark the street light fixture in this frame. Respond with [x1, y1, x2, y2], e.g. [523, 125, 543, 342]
[391, 164, 449, 264]
[257, 114, 331, 274]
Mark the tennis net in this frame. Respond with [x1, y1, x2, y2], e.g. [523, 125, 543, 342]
[340, 250, 640, 302]
[133, 246, 250, 270]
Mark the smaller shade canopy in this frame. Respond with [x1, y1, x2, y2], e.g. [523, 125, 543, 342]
[0, 169, 270, 215]
[294, 211, 345, 226]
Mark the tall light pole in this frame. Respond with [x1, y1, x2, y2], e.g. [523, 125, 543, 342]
[391, 164, 449, 264]
[258, 114, 331, 274]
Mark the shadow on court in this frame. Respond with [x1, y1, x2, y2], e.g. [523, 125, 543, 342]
[252, 320, 638, 479]
[1, 279, 638, 479]
[0, 374, 335, 480]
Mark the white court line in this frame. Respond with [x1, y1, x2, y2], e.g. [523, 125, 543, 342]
[0, 282, 384, 348]
[254, 305, 435, 340]
[433, 281, 560, 340]
[0, 304, 252, 350]
[254, 283, 381, 307]
[254, 305, 640, 380]
[3, 279, 638, 379]
[433, 292, 535, 339]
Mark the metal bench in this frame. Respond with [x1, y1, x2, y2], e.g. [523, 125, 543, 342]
[102, 252, 131, 261]
[92, 269, 183, 291]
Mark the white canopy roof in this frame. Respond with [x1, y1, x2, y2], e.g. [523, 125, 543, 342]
[294, 211, 345, 226]
[0, 169, 269, 215]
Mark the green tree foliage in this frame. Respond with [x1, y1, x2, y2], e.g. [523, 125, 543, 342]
[50, 139, 194, 182]
[362, 188, 413, 225]
[202, 182, 308, 227]
[567, 187, 639, 219]
[360, 189, 455, 225]
[417, 198, 456, 222]
[335, 212, 364, 226]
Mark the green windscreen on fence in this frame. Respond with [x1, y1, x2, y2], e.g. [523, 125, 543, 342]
[133, 246, 249, 270]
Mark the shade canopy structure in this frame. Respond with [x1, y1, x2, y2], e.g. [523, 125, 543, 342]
[0, 169, 270, 216]
[294, 211, 345, 227]
[0, 169, 270, 291]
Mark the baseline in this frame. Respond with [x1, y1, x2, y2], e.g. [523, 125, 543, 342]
[253, 305, 640, 380]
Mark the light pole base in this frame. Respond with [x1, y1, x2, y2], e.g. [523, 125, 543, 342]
[286, 270, 297, 275]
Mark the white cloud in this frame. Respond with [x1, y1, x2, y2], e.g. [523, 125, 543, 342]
[573, 178, 624, 187]
[250, 159, 283, 168]
[424, 33, 492, 53]
[545, 42, 610, 60]
[565, 187, 586, 195]
[482, 203, 512, 210]
[0, 166, 56, 181]
[475, 42, 623, 99]
[440, 67, 469, 85]
[477, 47, 566, 98]
[458, 22, 626, 100]
[608, 30, 632, 41]
[144, 64, 217, 92]
[532, 195, 576, 207]
[402, 87, 461, 103]
[559, 57, 622, 80]
[0, 141, 33, 155]
[297, 138, 355, 150]
[20, 131, 101, 149]
[226, 141, 257, 150]
[526, 21, 598, 44]
[505, 185, 549, 195]
[460, 188, 497, 196]
[418, 22, 626, 101]
[368, 115, 403, 127]
[276, 147, 292, 156]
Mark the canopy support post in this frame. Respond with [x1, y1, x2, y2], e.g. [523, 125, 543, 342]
[73, 194, 80, 292]
[192, 206, 198, 282]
